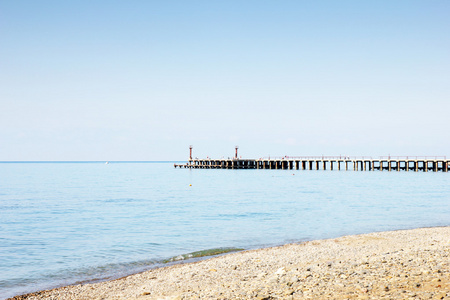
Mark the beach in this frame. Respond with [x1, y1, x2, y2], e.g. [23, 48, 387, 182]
[9, 226, 450, 299]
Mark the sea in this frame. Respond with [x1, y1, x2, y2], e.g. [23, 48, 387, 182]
[1, 162, 449, 299]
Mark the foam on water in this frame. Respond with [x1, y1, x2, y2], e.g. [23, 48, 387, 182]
[163, 247, 245, 263]
[1, 162, 449, 299]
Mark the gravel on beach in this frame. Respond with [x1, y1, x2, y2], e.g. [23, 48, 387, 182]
[10, 227, 450, 300]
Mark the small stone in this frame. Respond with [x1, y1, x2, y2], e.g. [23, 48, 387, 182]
[434, 292, 447, 299]
[275, 267, 286, 275]
[257, 272, 267, 278]
[284, 288, 295, 295]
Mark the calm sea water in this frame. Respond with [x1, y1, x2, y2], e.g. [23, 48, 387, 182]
[1, 162, 449, 299]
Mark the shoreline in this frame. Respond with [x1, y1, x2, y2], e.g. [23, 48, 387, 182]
[9, 226, 450, 299]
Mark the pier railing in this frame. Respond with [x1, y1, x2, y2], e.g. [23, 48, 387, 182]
[267, 156, 373, 160]
[378, 156, 447, 160]
[259, 155, 447, 161]
[188, 155, 447, 161]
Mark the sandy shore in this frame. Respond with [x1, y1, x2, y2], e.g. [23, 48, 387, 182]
[10, 227, 450, 299]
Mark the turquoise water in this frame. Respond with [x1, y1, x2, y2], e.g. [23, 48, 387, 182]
[1, 162, 449, 299]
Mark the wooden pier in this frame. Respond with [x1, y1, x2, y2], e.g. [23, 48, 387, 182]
[174, 156, 449, 172]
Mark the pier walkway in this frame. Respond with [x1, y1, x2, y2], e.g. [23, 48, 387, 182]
[174, 156, 449, 172]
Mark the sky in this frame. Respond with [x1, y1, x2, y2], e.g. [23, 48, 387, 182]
[1, 1, 449, 161]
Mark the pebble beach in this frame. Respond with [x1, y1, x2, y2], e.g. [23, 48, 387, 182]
[9, 226, 450, 300]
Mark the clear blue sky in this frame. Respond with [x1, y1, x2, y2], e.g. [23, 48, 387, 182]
[1, 1, 449, 161]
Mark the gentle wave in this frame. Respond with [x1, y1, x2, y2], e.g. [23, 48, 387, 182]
[163, 247, 245, 263]
[2, 246, 245, 299]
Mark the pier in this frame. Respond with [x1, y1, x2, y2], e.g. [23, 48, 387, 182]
[174, 146, 450, 172]
[174, 156, 449, 172]
[174, 147, 448, 172]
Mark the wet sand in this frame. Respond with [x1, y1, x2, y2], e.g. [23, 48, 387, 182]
[9, 227, 450, 299]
